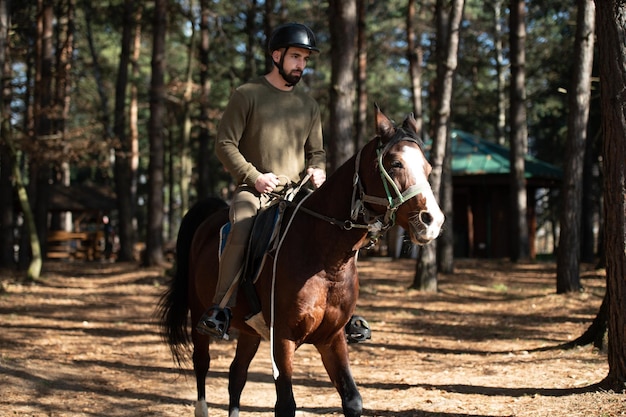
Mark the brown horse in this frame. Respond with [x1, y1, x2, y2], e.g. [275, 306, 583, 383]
[158, 107, 444, 417]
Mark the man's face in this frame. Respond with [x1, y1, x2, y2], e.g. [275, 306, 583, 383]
[274, 47, 312, 85]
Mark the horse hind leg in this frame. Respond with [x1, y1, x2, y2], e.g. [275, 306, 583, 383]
[316, 337, 362, 417]
[228, 332, 261, 417]
[192, 333, 211, 417]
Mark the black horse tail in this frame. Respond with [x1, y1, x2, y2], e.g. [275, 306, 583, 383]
[157, 197, 228, 366]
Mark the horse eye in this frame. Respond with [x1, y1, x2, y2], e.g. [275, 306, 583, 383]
[387, 160, 403, 177]
[390, 160, 403, 170]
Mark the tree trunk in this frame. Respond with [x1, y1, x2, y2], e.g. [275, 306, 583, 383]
[196, 0, 212, 201]
[406, 0, 423, 136]
[167, 126, 176, 242]
[438, 128, 454, 274]
[263, 1, 277, 74]
[243, 1, 257, 82]
[355, 0, 368, 148]
[32, 0, 54, 261]
[567, 291, 607, 350]
[594, 0, 626, 392]
[84, 2, 111, 138]
[493, 0, 506, 146]
[556, 0, 595, 294]
[508, 0, 529, 262]
[128, 3, 142, 245]
[144, 0, 167, 266]
[580, 129, 599, 263]
[53, 0, 74, 232]
[10, 140, 41, 280]
[0, 0, 14, 268]
[328, 0, 357, 173]
[113, 0, 137, 262]
[2, 6, 40, 276]
[180, 7, 195, 216]
[18, 14, 33, 270]
[413, 0, 464, 290]
[55, 0, 73, 129]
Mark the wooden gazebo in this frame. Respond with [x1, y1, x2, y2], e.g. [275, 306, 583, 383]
[46, 184, 116, 260]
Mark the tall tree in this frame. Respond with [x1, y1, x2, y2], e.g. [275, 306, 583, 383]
[492, 0, 506, 146]
[242, 0, 258, 82]
[328, 0, 357, 172]
[508, 0, 529, 262]
[355, 0, 368, 148]
[144, 0, 167, 266]
[556, 0, 595, 294]
[594, 0, 626, 391]
[581, 129, 600, 263]
[196, 0, 211, 201]
[406, 0, 424, 135]
[179, 3, 196, 217]
[51, 0, 74, 233]
[31, 0, 55, 264]
[413, 0, 464, 290]
[0, 0, 13, 268]
[112, 0, 138, 262]
[263, 0, 278, 74]
[128, 2, 142, 244]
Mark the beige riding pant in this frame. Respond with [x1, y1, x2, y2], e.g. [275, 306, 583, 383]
[212, 186, 272, 307]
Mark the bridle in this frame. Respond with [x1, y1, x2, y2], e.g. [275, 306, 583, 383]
[299, 131, 431, 248]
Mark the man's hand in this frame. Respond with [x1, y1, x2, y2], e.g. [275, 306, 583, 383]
[255, 172, 280, 194]
[307, 167, 326, 189]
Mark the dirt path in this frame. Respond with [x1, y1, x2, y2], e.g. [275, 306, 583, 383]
[0, 258, 623, 417]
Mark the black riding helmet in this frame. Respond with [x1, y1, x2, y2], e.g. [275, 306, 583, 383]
[268, 23, 319, 87]
[267, 22, 320, 53]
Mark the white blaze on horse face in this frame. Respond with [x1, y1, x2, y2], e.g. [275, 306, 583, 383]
[402, 145, 445, 241]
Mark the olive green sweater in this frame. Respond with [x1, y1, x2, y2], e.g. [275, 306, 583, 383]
[215, 76, 326, 187]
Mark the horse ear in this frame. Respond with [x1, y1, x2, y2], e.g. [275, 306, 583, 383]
[374, 104, 395, 139]
[402, 113, 419, 134]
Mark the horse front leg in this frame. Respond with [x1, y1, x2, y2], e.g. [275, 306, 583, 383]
[228, 332, 262, 417]
[272, 338, 297, 417]
[316, 335, 362, 417]
[192, 332, 211, 417]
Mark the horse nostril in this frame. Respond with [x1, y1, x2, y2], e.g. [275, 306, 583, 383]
[419, 211, 433, 226]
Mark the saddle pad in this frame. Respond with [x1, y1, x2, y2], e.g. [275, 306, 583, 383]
[218, 221, 231, 260]
[217, 204, 280, 284]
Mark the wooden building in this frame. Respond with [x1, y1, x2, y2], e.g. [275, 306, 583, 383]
[449, 131, 561, 259]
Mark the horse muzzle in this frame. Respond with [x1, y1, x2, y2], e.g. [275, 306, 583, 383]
[408, 209, 444, 245]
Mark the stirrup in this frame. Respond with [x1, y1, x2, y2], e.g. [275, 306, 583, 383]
[345, 315, 371, 344]
[196, 306, 232, 340]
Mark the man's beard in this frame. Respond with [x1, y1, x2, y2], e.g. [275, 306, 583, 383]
[282, 71, 302, 86]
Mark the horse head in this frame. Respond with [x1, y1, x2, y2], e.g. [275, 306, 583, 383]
[357, 106, 444, 245]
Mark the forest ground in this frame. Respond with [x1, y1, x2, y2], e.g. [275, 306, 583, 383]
[1, 257, 623, 417]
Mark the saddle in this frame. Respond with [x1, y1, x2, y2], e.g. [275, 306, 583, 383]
[217, 189, 311, 338]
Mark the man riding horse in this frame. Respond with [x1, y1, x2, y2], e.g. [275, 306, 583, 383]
[196, 22, 370, 342]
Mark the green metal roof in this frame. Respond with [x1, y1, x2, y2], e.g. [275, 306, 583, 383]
[440, 130, 562, 180]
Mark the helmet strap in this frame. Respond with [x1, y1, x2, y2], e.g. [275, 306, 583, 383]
[273, 46, 297, 88]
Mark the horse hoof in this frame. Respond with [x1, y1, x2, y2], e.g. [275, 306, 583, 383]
[194, 399, 208, 417]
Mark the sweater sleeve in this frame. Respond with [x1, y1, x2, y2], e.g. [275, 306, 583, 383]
[214, 89, 262, 186]
[305, 104, 326, 171]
